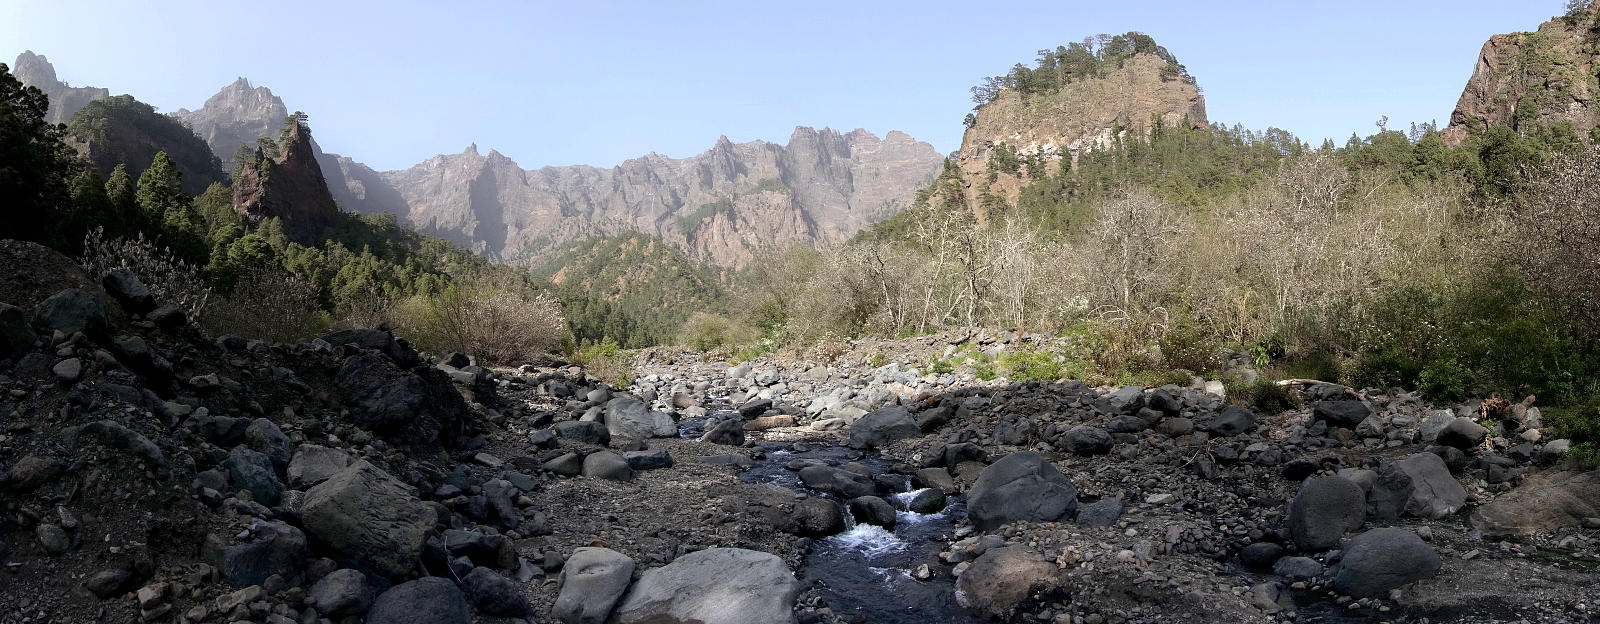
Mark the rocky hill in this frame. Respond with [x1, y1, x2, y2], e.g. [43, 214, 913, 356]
[173, 78, 289, 168]
[65, 95, 226, 196]
[11, 51, 108, 124]
[231, 120, 342, 244]
[1443, 5, 1600, 144]
[956, 51, 1207, 211]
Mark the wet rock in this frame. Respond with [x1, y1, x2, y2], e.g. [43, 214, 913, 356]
[954, 545, 1056, 620]
[906, 488, 947, 514]
[308, 568, 376, 617]
[1392, 452, 1467, 519]
[365, 577, 470, 624]
[582, 450, 633, 481]
[1330, 528, 1440, 597]
[462, 566, 529, 616]
[1471, 470, 1600, 536]
[301, 460, 436, 581]
[1075, 498, 1123, 528]
[913, 467, 958, 493]
[847, 405, 919, 449]
[967, 451, 1077, 531]
[848, 496, 897, 528]
[553, 547, 635, 624]
[1286, 476, 1365, 551]
[748, 485, 844, 537]
[1061, 426, 1113, 455]
[1436, 417, 1489, 449]
[219, 519, 307, 588]
[287, 445, 351, 489]
[613, 547, 799, 624]
[798, 465, 875, 499]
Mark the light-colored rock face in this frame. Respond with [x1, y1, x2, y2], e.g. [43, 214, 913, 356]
[173, 78, 289, 167]
[12, 51, 109, 124]
[367, 127, 942, 266]
[1443, 7, 1600, 145]
[955, 53, 1206, 211]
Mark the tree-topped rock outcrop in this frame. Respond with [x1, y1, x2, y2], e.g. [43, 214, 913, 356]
[64, 95, 226, 195]
[11, 51, 107, 124]
[953, 32, 1207, 212]
[231, 115, 342, 244]
[1443, 4, 1600, 144]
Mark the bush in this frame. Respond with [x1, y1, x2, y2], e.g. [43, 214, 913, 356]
[680, 312, 757, 353]
[397, 279, 569, 366]
[1229, 379, 1300, 415]
[577, 338, 631, 387]
[80, 226, 211, 320]
[203, 264, 326, 343]
[998, 350, 1064, 382]
[1545, 402, 1600, 469]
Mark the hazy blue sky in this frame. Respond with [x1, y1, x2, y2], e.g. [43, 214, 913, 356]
[1, 0, 1565, 171]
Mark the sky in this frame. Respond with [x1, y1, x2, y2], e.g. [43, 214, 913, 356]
[0, 0, 1567, 171]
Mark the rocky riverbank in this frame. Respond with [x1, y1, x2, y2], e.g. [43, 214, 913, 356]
[1, 239, 1597, 624]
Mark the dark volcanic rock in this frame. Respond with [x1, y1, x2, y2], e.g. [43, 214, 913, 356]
[967, 451, 1077, 531]
[1330, 528, 1441, 597]
[847, 405, 919, 449]
[1313, 401, 1372, 429]
[1285, 476, 1365, 551]
[366, 577, 471, 624]
[336, 352, 467, 445]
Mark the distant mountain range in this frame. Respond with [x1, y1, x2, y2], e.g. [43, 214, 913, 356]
[11, 54, 944, 268]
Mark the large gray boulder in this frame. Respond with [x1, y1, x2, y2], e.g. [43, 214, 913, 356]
[553, 547, 635, 624]
[954, 545, 1056, 620]
[462, 566, 529, 617]
[1060, 426, 1113, 454]
[1285, 476, 1366, 551]
[747, 484, 845, 537]
[1471, 470, 1600, 536]
[604, 397, 676, 439]
[31, 289, 109, 337]
[224, 446, 280, 506]
[847, 405, 920, 449]
[0, 303, 37, 357]
[308, 568, 377, 617]
[300, 461, 436, 581]
[614, 548, 799, 624]
[1392, 452, 1467, 519]
[287, 445, 352, 489]
[967, 451, 1077, 531]
[1436, 417, 1489, 449]
[219, 519, 308, 588]
[1313, 400, 1372, 429]
[582, 451, 634, 481]
[365, 577, 470, 624]
[797, 465, 875, 499]
[1329, 528, 1440, 597]
[100, 268, 153, 313]
[336, 353, 467, 444]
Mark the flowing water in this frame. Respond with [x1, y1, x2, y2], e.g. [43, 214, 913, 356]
[736, 444, 984, 624]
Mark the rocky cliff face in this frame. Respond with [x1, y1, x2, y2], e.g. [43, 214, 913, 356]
[955, 53, 1206, 210]
[367, 128, 942, 266]
[11, 51, 108, 124]
[232, 122, 341, 244]
[1443, 6, 1600, 144]
[172, 78, 289, 167]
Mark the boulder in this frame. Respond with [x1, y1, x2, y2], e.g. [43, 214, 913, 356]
[300, 461, 436, 581]
[1392, 452, 1467, 519]
[322, 327, 420, 368]
[219, 520, 308, 588]
[1061, 426, 1114, 455]
[797, 465, 875, 499]
[1285, 476, 1366, 551]
[1313, 401, 1371, 429]
[31, 288, 109, 336]
[555, 420, 612, 445]
[582, 451, 634, 481]
[1272, 556, 1324, 581]
[308, 568, 377, 617]
[287, 445, 352, 489]
[243, 418, 294, 469]
[553, 547, 635, 624]
[967, 451, 1077, 531]
[224, 446, 281, 506]
[624, 448, 674, 470]
[699, 417, 745, 446]
[954, 546, 1056, 620]
[847, 405, 919, 449]
[747, 485, 844, 537]
[0, 303, 37, 357]
[365, 577, 470, 624]
[906, 488, 947, 514]
[1436, 417, 1489, 449]
[1208, 406, 1256, 436]
[1329, 528, 1440, 597]
[848, 496, 897, 529]
[1239, 542, 1284, 571]
[462, 567, 529, 616]
[604, 398, 677, 439]
[100, 268, 153, 313]
[1364, 461, 1415, 521]
[1471, 470, 1600, 536]
[1074, 498, 1123, 528]
[336, 352, 467, 444]
[613, 548, 799, 624]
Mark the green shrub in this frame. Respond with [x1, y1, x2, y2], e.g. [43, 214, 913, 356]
[999, 350, 1065, 382]
[1228, 379, 1300, 415]
[1546, 402, 1600, 469]
[681, 312, 756, 353]
[1418, 358, 1475, 403]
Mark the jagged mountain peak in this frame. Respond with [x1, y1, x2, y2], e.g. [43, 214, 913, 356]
[1441, 6, 1600, 144]
[11, 50, 110, 124]
[172, 78, 288, 166]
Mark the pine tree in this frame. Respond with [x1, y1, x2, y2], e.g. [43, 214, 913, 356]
[135, 151, 187, 221]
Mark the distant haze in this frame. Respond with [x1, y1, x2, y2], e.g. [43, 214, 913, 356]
[1, 0, 1561, 171]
